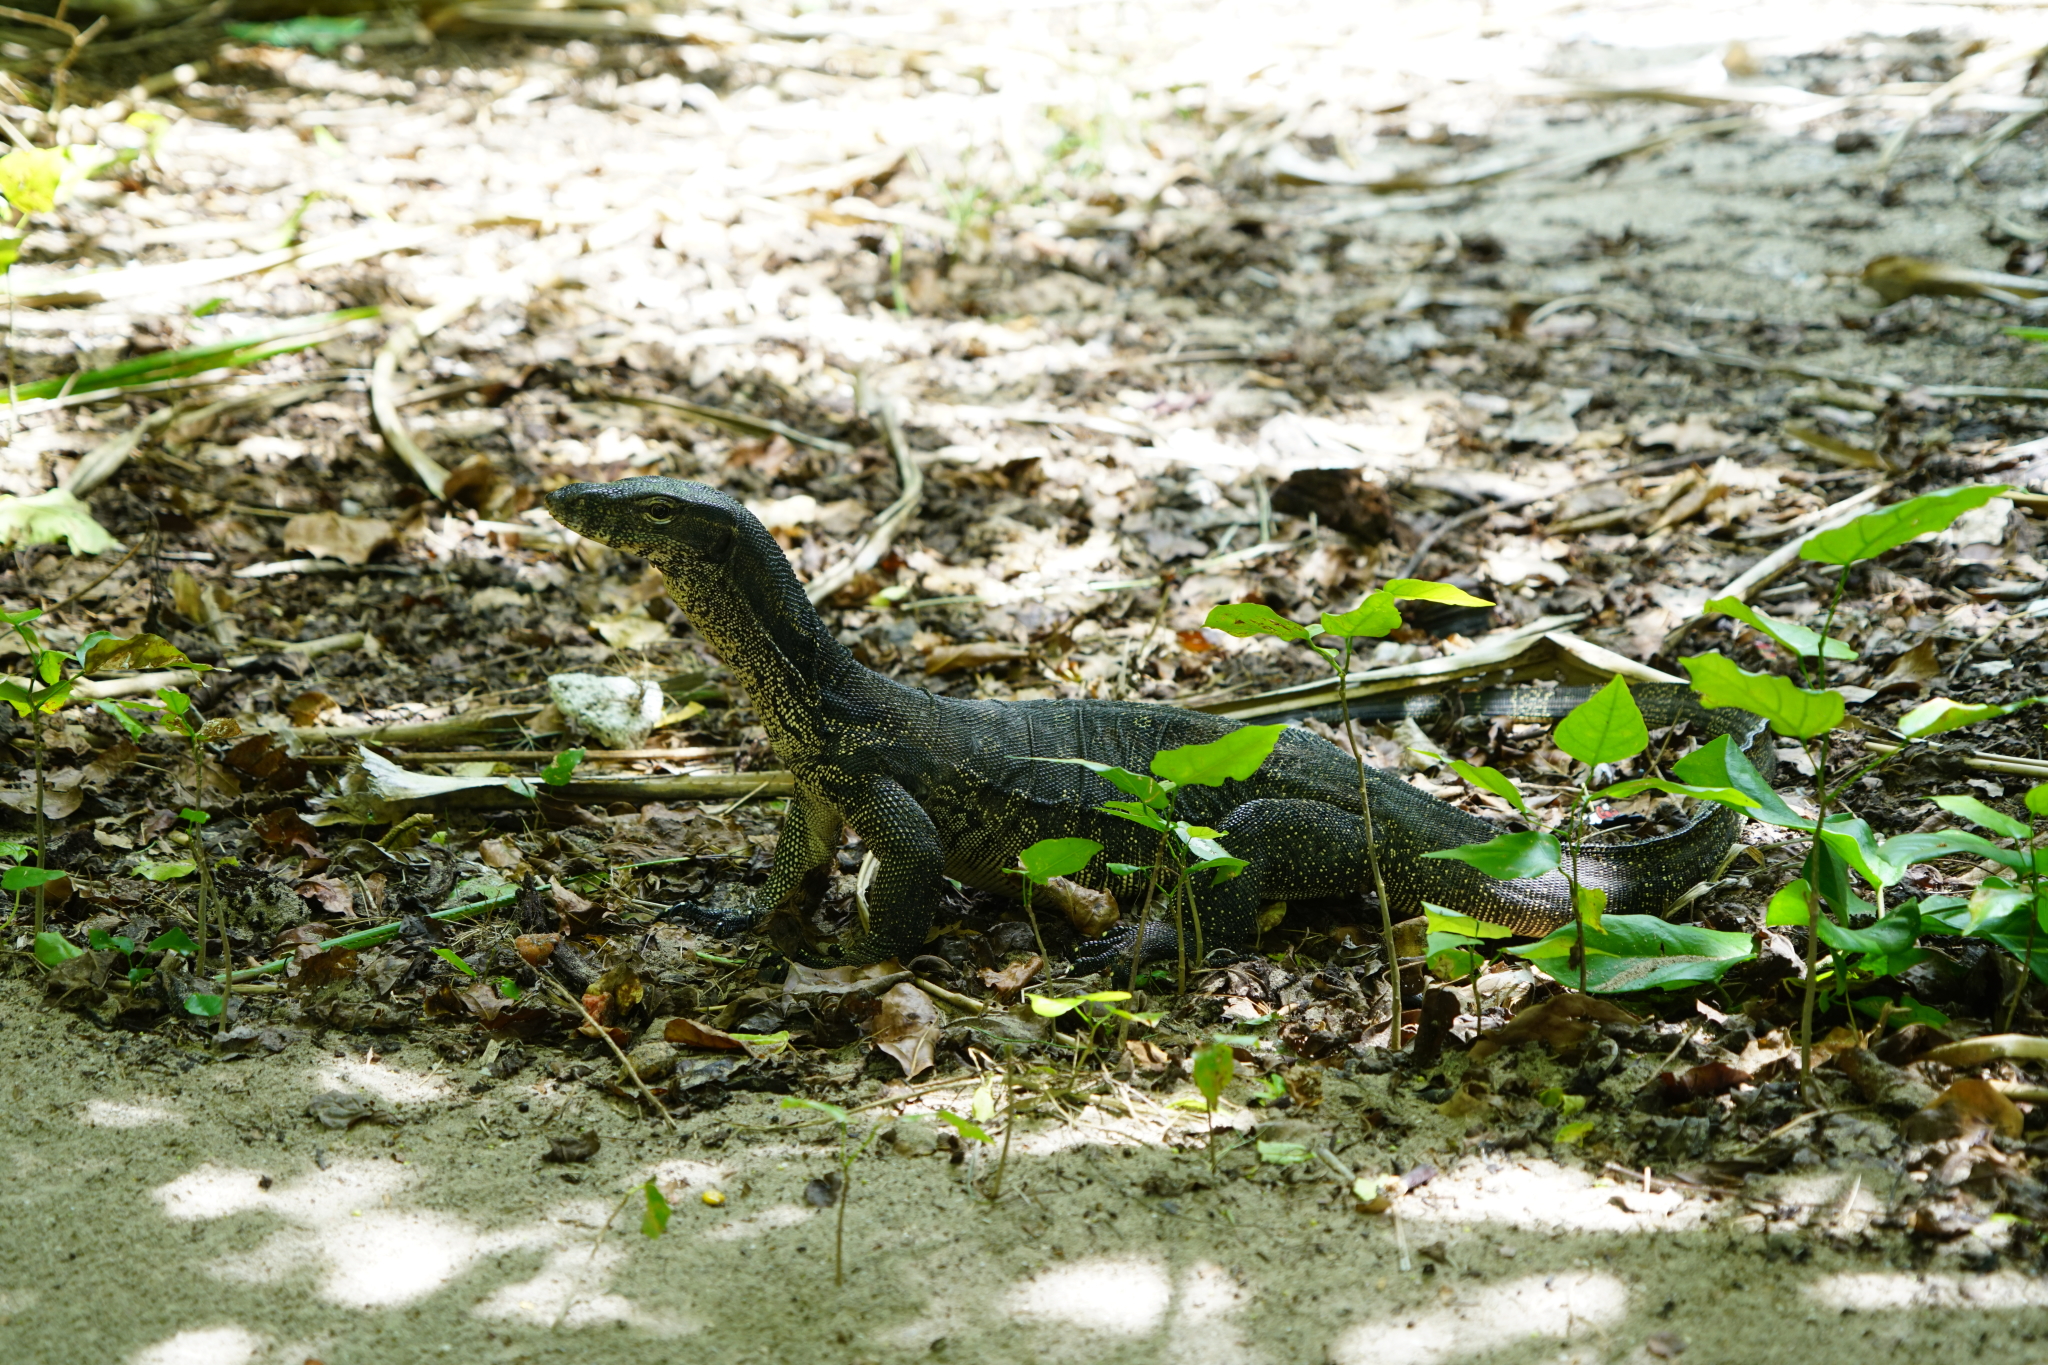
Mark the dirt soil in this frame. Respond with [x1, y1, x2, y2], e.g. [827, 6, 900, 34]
[12, 1, 2048, 1362]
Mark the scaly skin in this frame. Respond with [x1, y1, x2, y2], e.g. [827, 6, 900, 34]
[545, 477, 1772, 970]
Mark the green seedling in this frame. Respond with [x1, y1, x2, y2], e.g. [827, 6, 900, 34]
[222, 15, 368, 53]
[1191, 1038, 1234, 1175]
[1025, 987, 1156, 1078]
[0, 308, 379, 409]
[540, 748, 586, 786]
[781, 1096, 879, 1285]
[1013, 835, 1101, 968]
[1207, 578, 1494, 1047]
[640, 1180, 671, 1238]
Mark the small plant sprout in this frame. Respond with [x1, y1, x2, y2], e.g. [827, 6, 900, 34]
[1032, 725, 1283, 989]
[640, 1180, 671, 1238]
[1191, 1038, 1234, 1175]
[781, 1096, 879, 1286]
[933, 1109, 996, 1197]
[540, 748, 586, 786]
[1206, 578, 1493, 1047]
[1013, 836, 1102, 966]
[1024, 988, 1158, 1079]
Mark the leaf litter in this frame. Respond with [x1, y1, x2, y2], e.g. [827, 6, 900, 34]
[10, 3, 2048, 1362]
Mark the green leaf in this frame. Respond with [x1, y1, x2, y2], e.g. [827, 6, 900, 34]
[1537, 1087, 1587, 1117]
[1100, 798, 1171, 832]
[0, 146, 65, 214]
[1505, 915, 1756, 993]
[1801, 485, 2011, 566]
[1882, 829, 2026, 874]
[1417, 752, 1528, 814]
[0, 839, 28, 861]
[540, 748, 585, 786]
[1594, 777, 1758, 809]
[0, 681, 31, 717]
[1026, 989, 1132, 1018]
[1554, 1120, 1596, 1146]
[1202, 603, 1310, 641]
[933, 1109, 993, 1144]
[726, 1030, 792, 1054]
[1853, 995, 1951, 1029]
[221, 14, 367, 53]
[1191, 1040, 1234, 1111]
[1256, 1141, 1311, 1165]
[1767, 879, 1814, 927]
[780, 1095, 850, 1126]
[1681, 653, 1843, 739]
[640, 1181, 671, 1238]
[1188, 853, 1249, 884]
[1151, 725, 1287, 788]
[1319, 591, 1401, 640]
[136, 860, 196, 881]
[1385, 578, 1494, 607]
[1554, 675, 1649, 766]
[183, 994, 224, 1018]
[1815, 816, 1903, 890]
[1897, 696, 2039, 739]
[493, 976, 522, 1000]
[1574, 882, 1608, 933]
[1670, 733, 1810, 830]
[31, 931, 81, 967]
[0, 865, 63, 891]
[155, 688, 192, 717]
[35, 649, 61, 687]
[2028, 783, 2048, 819]
[1105, 862, 1147, 876]
[178, 807, 210, 826]
[94, 699, 153, 738]
[1018, 837, 1102, 885]
[1420, 829, 1561, 880]
[432, 947, 478, 977]
[1423, 905, 1515, 939]
[144, 928, 198, 955]
[1932, 794, 2029, 841]
[1427, 942, 1484, 979]
[0, 488, 118, 555]
[1805, 838, 1859, 916]
[1032, 757, 1171, 807]
[1703, 596, 1857, 660]
[1816, 901, 1921, 957]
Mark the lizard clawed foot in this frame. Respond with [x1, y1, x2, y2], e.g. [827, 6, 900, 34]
[663, 900, 762, 939]
[1070, 923, 1247, 976]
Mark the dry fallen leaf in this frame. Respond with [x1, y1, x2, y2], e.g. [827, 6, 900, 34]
[283, 511, 394, 566]
[1876, 640, 1942, 692]
[1037, 875, 1119, 937]
[980, 954, 1044, 998]
[1637, 415, 1736, 453]
[1903, 1078, 2024, 1144]
[924, 641, 1029, 674]
[865, 981, 942, 1079]
[1469, 993, 1640, 1059]
[1654, 1062, 1752, 1103]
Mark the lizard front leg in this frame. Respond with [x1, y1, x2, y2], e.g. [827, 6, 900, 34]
[669, 789, 839, 938]
[785, 777, 942, 966]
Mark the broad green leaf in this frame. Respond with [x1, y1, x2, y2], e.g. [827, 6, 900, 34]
[1505, 915, 1756, 993]
[1426, 933, 1484, 980]
[1100, 799, 1170, 832]
[1554, 1121, 1596, 1145]
[640, 1181, 671, 1238]
[221, 14, 368, 52]
[1105, 862, 1146, 876]
[1801, 485, 2011, 566]
[1319, 591, 1401, 639]
[0, 146, 64, 214]
[432, 947, 478, 976]
[1815, 816, 1901, 890]
[1151, 725, 1286, 787]
[1681, 653, 1843, 739]
[780, 1095, 850, 1126]
[1385, 578, 1494, 607]
[1931, 794, 2029, 841]
[1416, 751, 1528, 814]
[1670, 733, 1810, 829]
[1018, 837, 1102, 885]
[2028, 783, 2048, 819]
[0, 681, 30, 717]
[1965, 883, 2033, 934]
[183, 994, 224, 1018]
[136, 860, 196, 881]
[1574, 882, 1608, 933]
[1555, 675, 1648, 766]
[1538, 1087, 1587, 1117]
[1026, 989, 1131, 1018]
[70, 630, 116, 671]
[1853, 994, 1951, 1029]
[1805, 838, 1860, 916]
[971, 1079, 996, 1124]
[31, 931, 81, 967]
[1703, 596, 1856, 660]
[1257, 1141, 1311, 1165]
[1423, 904, 1515, 939]
[155, 688, 192, 717]
[0, 488, 118, 555]
[1191, 1040, 1234, 1110]
[1202, 603, 1310, 641]
[0, 839, 29, 860]
[95, 699, 153, 738]
[35, 649, 61, 687]
[178, 806, 209, 826]
[933, 1109, 993, 1144]
[1766, 879, 1814, 926]
[493, 976, 522, 1000]
[1420, 829, 1561, 880]
[1897, 696, 2039, 739]
[1188, 853, 1248, 884]
[1816, 901, 1921, 957]
[540, 748, 585, 786]
[1595, 777, 1759, 809]
[0, 865, 64, 890]
[144, 928, 198, 955]
[1033, 756, 1171, 807]
[1881, 829, 2025, 873]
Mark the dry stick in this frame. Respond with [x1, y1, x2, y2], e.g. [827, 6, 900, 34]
[1879, 43, 2048, 179]
[804, 393, 923, 605]
[371, 298, 481, 498]
[538, 972, 679, 1133]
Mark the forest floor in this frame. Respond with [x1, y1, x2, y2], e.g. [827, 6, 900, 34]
[9, 1, 2048, 1362]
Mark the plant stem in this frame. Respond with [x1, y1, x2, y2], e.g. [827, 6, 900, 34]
[989, 1057, 1014, 1200]
[1796, 564, 1854, 1100]
[29, 705, 44, 933]
[1335, 640, 1402, 1048]
[833, 1123, 848, 1287]
[1019, 879, 1049, 970]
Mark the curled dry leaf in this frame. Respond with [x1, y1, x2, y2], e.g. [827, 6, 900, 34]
[664, 1016, 785, 1059]
[923, 640, 1028, 675]
[282, 511, 394, 566]
[865, 981, 942, 1079]
[980, 954, 1044, 999]
[1654, 1062, 1753, 1103]
[1918, 1033, 2048, 1067]
[513, 933, 558, 966]
[1903, 1078, 2024, 1144]
[1468, 993, 1640, 1060]
[1876, 640, 1942, 692]
[1037, 875, 1119, 937]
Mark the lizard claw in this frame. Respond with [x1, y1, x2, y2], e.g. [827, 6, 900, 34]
[663, 900, 762, 939]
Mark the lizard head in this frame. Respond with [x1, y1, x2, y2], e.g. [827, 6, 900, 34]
[544, 477, 746, 573]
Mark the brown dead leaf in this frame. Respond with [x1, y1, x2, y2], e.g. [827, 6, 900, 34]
[283, 512, 393, 566]
[1904, 1078, 2024, 1144]
[1655, 1062, 1752, 1103]
[514, 933, 559, 966]
[665, 1015, 788, 1059]
[295, 875, 353, 917]
[980, 954, 1044, 999]
[866, 981, 942, 1078]
[287, 691, 344, 727]
[924, 641, 1029, 675]
[1637, 416, 1735, 453]
[1037, 876, 1119, 937]
[550, 879, 599, 934]
[250, 807, 321, 858]
[0, 768, 83, 819]
[1876, 640, 1942, 692]
[1124, 1038, 1170, 1072]
[1469, 993, 1640, 1059]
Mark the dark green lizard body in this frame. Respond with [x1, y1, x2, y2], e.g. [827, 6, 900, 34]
[545, 477, 1773, 969]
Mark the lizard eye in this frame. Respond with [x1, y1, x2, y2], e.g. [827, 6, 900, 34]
[637, 496, 681, 524]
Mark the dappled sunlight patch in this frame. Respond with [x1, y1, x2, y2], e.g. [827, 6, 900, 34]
[646, 1157, 738, 1192]
[1402, 1158, 1709, 1233]
[1326, 1271, 1630, 1365]
[82, 1100, 183, 1129]
[1005, 1256, 1174, 1334]
[311, 1057, 453, 1103]
[128, 1325, 266, 1365]
[471, 1243, 697, 1334]
[1808, 1271, 2048, 1311]
[890, 1257, 1263, 1360]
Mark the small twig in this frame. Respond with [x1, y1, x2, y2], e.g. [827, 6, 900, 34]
[805, 392, 923, 604]
[538, 972, 677, 1132]
[371, 297, 484, 497]
[1654, 1019, 1701, 1074]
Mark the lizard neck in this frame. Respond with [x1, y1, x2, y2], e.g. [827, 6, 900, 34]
[657, 526, 889, 760]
